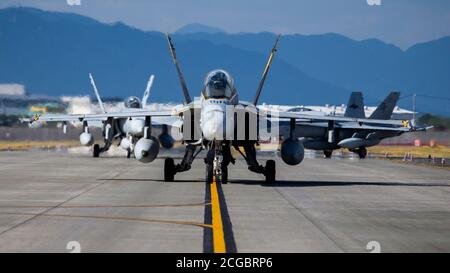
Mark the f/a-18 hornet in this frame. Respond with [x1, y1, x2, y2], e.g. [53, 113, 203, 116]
[30, 34, 412, 184]
[32, 73, 175, 158]
[289, 91, 417, 159]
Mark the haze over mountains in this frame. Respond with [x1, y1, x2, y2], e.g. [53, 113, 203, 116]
[0, 7, 449, 115]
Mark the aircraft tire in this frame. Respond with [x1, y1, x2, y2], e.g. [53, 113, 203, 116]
[164, 158, 175, 182]
[93, 144, 100, 158]
[323, 150, 333, 158]
[265, 160, 276, 183]
[358, 147, 367, 159]
[221, 165, 228, 184]
[205, 163, 213, 184]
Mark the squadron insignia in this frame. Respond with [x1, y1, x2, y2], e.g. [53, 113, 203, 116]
[402, 120, 410, 128]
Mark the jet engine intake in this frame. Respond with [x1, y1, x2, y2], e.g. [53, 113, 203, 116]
[159, 133, 174, 149]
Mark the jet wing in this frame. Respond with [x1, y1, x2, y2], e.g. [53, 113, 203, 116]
[30, 110, 179, 125]
[26, 114, 86, 123]
[80, 110, 175, 120]
[337, 123, 411, 132]
[263, 110, 410, 127]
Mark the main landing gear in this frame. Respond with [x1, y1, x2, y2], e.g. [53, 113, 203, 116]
[92, 119, 119, 158]
[164, 141, 277, 184]
[93, 144, 101, 157]
[323, 150, 333, 159]
[350, 147, 367, 159]
[164, 157, 175, 182]
[92, 139, 113, 158]
[264, 159, 276, 183]
[357, 147, 367, 159]
[237, 142, 276, 183]
[164, 145, 201, 182]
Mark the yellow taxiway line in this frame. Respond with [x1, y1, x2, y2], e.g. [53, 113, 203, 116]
[210, 176, 226, 253]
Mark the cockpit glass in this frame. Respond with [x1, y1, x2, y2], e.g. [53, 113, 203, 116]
[203, 70, 233, 99]
[125, 96, 141, 108]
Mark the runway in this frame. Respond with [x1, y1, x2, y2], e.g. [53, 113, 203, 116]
[0, 149, 449, 252]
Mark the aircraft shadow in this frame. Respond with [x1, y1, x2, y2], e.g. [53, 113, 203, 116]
[99, 178, 203, 183]
[229, 180, 450, 188]
[100, 178, 450, 187]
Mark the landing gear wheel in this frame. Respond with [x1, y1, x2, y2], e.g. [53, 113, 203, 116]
[126, 148, 131, 158]
[265, 160, 276, 183]
[357, 147, 367, 159]
[323, 150, 333, 158]
[164, 158, 175, 182]
[205, 163, 213, 184]
[221, 165, 228, 184]
[93, 144, 100, 158]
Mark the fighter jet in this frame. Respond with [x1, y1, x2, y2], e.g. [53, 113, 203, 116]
[290, 91, 412, 158]
[87, 73, 176, 158]
[29, 35, 412, 184]
[34, 73, 175, 158]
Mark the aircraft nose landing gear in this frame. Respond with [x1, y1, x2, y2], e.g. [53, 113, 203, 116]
[204, 142, 232, 184]
[213, 155, 228, 184]
[205, 152, 229, 184]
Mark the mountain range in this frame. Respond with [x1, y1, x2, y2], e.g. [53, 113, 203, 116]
[0, 7, 449, 115]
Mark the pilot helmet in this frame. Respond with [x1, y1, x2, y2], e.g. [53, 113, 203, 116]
[125, 96, 141, 108]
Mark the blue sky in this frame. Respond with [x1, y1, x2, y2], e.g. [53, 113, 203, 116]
[2, 0, 450, 49]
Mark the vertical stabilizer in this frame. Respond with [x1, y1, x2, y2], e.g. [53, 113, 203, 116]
[89, 73, 106, 114]
[369, 92, 400, 120]
[142, 75, 154, 108]
[344, 92, 365, 118]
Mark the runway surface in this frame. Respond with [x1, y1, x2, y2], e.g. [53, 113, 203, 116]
[0, 149, 449, 253]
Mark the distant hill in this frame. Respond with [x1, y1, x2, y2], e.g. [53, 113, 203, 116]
[178, 33, 450, 115]
[418, 113, 450, 130]
[0, 7, 348, 105]
[176, 23, 224, 34]
[0, 7, 449, 115]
